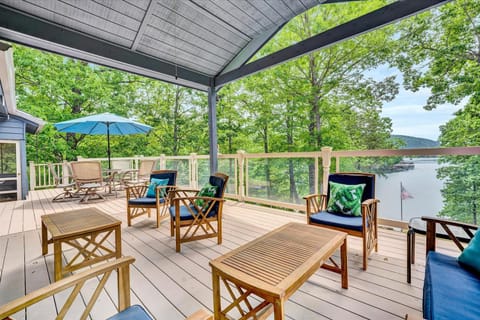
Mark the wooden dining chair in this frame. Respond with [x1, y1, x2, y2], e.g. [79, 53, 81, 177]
[169, 172, 229, 252]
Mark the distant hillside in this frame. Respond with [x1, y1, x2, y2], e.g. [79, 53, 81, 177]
[391, 135, 439, 149]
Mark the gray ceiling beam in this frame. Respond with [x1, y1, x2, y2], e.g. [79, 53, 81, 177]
[215, 0, 451, 87]
[0, 5, 211, 91]
[130, 0, 156, 51]
[219, 23, 286, 75]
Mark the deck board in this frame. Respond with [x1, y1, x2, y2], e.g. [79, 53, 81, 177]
[0, 189, 428, 319]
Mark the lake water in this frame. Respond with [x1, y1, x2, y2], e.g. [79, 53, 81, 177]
[376, 158, 443, 221]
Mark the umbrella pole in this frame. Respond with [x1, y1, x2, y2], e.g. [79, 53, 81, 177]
[107, 124, 111, 169]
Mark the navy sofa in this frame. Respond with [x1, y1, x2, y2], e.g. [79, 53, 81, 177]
[421, 217, 479, 320]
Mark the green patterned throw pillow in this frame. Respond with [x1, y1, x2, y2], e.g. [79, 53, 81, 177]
[326, 181, 366, 216]
[146, 178, 169, 198]
[195, 183, 218, 207]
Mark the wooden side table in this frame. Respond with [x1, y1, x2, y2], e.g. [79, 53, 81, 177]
[41, 208, 122, 281]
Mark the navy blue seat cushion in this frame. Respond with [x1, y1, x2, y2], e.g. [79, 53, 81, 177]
[309, 211, 363, 232]
[106, 305, 152, 320]
[128, 197, 165, 206]
[423, 251, 480, 320]
[169, 205, 217, 221]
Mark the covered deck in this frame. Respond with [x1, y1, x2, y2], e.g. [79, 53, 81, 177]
[0, 189, 424, 319]
[0, 189, 433, 319]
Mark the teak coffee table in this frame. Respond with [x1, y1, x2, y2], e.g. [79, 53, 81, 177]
[210, 222, 348, 320]
[41, 208, 122, 281]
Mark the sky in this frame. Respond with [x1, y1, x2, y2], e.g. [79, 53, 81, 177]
[369, 65, 464, 141]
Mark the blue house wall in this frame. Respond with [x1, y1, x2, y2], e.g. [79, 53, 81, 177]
[0, 117, 28, 199]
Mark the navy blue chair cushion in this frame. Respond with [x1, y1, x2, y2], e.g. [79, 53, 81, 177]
[169, 205, 217, 221]
[128, 197, 165, 206]
[207, 175, 227, 213]
[423, 251, 480, 320]
[150, 171, 176, 187]
[327, 173, 375, 203]
[106, 305, 152, 320]
[309, 211, 363, 232]
[209, 175, 226, 198]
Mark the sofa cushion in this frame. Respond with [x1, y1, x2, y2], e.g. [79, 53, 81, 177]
[106, 305, 152, 320]
[309, 211, 363, 232]
[424, 251, 480, 320]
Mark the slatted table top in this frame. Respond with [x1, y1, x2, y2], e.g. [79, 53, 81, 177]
[41, 208, 121, 239]
[210, 222, 347, 298]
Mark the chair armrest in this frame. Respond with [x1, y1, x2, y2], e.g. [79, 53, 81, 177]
[422, 216, 478, 253]
[362, 198, 379, 206]
[0, 256, 135, 319]
[186, 309, 213, 320]
[303, 194, 327, 217]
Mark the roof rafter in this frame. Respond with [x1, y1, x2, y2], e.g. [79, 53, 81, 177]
[215, 0, 452, 88]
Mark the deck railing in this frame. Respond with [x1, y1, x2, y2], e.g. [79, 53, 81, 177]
[29, 146, 480, 226]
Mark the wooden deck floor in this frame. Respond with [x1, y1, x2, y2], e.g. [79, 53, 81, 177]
[0, 189, 429, 319]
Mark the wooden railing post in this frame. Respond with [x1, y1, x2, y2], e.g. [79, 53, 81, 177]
[62, 161, 69, 184]
[190, 153, 198, 189]
[159, 154, 166, 170]
[29, 161, 36, 190]
[237, 150, 246, 201]
[321, 147, 333, 194]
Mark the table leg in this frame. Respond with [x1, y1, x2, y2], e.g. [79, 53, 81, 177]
[273, 298, 285, 320]
[54, 241, 62, 281]
[341, 238, 348, 289]
[115, 225, 122, 258]
[407, 228, 412, 283]
[212, 268, 221, 320]
[41, 221, 48, 255]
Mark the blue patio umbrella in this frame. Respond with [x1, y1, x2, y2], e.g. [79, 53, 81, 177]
[54, 113, 152, 169]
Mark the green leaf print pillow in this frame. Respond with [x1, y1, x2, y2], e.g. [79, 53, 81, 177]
[326, 182, 366, 216]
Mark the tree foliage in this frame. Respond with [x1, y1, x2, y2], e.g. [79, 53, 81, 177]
[392, 0, 480, 222]
[14, 1, 408, 204]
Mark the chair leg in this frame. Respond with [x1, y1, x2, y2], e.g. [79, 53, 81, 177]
[217, 219, 222, 245]
[363, 236, 368, 271]
[127, 207, 132, 226]
[156, 209, 160, 228]
[170, 218, 174, 237]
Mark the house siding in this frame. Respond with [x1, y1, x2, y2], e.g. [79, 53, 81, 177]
[0, 117, 28, 199]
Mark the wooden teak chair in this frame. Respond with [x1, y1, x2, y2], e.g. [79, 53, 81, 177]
[169, 172, 229, 252]
[304, 172, 379, 270]
[126, 170, 177, 228]
[0, 256, 150, 320]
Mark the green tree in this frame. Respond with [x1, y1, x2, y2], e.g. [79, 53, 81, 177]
[393, 0, 480, 222]
[437, 96, 480, 223]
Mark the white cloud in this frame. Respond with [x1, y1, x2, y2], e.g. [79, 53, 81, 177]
[367, 65, 467, 141]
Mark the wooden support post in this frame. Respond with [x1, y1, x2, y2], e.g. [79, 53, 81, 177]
[237, 150, 245, 201]
[321, 147, 332, 194]
[29, 161, 36, 191]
